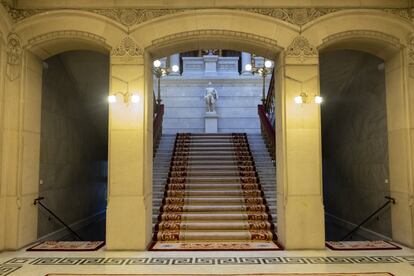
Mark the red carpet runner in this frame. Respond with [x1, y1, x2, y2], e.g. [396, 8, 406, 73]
[150, 133, 280, 250]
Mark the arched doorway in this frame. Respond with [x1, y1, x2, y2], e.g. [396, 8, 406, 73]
[150, 49, 276, 250]
[37, 50, 109, 242]
[312, 14, 412, 246]
[320, 49, 391, 241]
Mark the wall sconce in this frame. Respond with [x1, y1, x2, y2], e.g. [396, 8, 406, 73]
[294, 92, 323, 105]
[108, 91, 140, 106]
[153, 59, 180, 104]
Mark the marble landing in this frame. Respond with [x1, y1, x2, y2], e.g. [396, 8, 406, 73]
[1, 244, 414, 275]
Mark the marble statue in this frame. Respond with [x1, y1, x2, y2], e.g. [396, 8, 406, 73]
[204, 82, 219, 112]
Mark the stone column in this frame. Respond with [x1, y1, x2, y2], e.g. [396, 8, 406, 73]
[169, 53, 180, 76]
[275, 36, 325, 249]
[1, 33, 42, 249]
[241, 52, 252, 75]
[106, 37, 153, 250]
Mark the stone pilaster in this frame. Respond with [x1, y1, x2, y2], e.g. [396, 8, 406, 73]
[275, 36, 325, 249]
[385, 34, 414, 247]
[106, 36, 153, 250]
[1, 33, 42, 249]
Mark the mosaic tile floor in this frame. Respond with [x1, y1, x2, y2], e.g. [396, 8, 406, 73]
[1, 244, 414, 275]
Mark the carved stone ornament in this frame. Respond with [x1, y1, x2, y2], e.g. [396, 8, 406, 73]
[6, 33, 22, 81]
[407, 33, 414, 65]
[244, 8, 339, 26]
[111, 36, 143, 56]
[0, 1, 411, 27]
[286, 36, 317, 62]
[92, 9, 184, 27]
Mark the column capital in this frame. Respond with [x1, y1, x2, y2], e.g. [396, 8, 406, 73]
[285, 35, 318, 65]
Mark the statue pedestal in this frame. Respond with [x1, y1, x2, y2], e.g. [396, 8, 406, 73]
[203, 55, 219, 77]
[204, 112, 218, 133]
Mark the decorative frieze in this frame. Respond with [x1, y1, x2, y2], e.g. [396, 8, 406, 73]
[6, 32, 22, 80]
[243, 8, 339, 26]
[111, 36, 143, 57]
[92, 9, 185, 27]
[0, 1, 411, 28]
[286, 36, 317, 62]
[383, 8, 411, 21]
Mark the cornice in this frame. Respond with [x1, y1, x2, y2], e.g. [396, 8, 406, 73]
[0, 2, 412, 27]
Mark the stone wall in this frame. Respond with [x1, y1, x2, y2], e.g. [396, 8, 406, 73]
[38, 56, 107, 239]
[320, 50, 391, 238]
[159, 77, 270, 134]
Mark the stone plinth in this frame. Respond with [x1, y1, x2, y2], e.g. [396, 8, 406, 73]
[203, 55, 219, 77]
[204, 112, 218, 133]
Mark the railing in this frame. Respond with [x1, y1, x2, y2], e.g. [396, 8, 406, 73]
[340, 196, 396, 241]
[34, 197, 83, 241]
[258, 67, 276, 162]
[258, 104, 275, 162]
[264, 69, 275, 114]
[153, 104, 164, 154]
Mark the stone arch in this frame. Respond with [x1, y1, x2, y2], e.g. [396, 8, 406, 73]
[26, 30, 112, 60]
[12, 10, 129, 58]
[129, 9, 299, 57]
[1, 10, 126, 249]
[146, 29, 283, 60]
[304, 9, 411, 51]
[306, 11, 414, 247]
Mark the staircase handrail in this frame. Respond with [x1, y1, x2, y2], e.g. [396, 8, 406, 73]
[258, 104, 275, 162]
[34, 197, 83, 241]
[340, 196, 396, 241]
[264, 68, 275, 113]
[153, 104, 164, 154]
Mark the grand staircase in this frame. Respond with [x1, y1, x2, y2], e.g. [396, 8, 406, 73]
[151, 133, 279, 251]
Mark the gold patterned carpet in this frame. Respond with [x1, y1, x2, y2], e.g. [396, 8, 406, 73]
[150, 133, 280, 251]
[326, 241, 401, 250]
[27, 241, 105, 251]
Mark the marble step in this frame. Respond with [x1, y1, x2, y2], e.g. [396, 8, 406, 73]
[167, 177, 257, 184]
[164, 183, 260, 189]
[158, 196, 263, 205]
[156, 221, 273, 231]
[171, 157, 252, 162]
[154, 230, 274, 241]
[152, 212, 278, 221]
[164, 190, 262, 197]
[160, 203, 268, 212]
[166, 160, 253, 165]
[169, 172, 254, 177]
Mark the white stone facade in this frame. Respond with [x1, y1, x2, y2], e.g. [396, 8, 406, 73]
[157, 54, 270, 134]
[158, 76, 270, 134]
